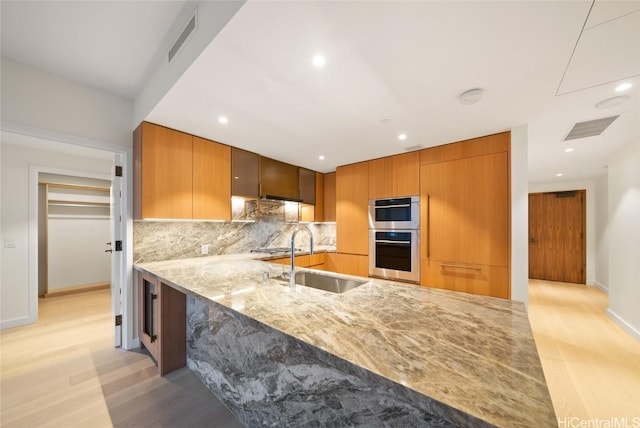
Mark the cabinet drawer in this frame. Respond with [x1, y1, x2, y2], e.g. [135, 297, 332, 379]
[421, 259, 510, 299]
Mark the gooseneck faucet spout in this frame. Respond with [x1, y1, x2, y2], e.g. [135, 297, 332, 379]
[290, 225, 314, 288]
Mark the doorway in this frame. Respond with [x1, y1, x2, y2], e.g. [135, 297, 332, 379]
[529, 190, 586, 284]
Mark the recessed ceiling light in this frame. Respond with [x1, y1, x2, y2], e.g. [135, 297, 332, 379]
[312, 55, 326, 67]
[615, 82, 632, 92]
[459, 88, 483, 105]
[595, 95, 630, 109]
[398, 133, 407, 141]
[565, 148, 574, 153]
[318, 155, 325, 160]
[556, 173, 563, 177]
[218, 116, 229, 124]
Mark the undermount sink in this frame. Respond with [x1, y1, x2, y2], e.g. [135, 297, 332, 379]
[288, 271, 367, 294]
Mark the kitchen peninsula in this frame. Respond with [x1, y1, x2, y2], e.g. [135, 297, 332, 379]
[135, 254, 556, 428]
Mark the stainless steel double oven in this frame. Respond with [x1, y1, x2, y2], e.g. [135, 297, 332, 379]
[368, 196, 420, 283]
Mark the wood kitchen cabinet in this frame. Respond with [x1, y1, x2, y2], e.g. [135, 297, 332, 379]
[300, 171, 324, 223]
[323, 172, 336, 222]
[231, 148, 260, 198]
[299, 168, 316, 204]
[134, 122, 231, 220]
[260, 157, 299, 200]
[368, 152, 420, 199]
[193, 136, 231, 221]
[134, 122, 193, 219]
[336, 161, 369, 256]
[419, 132, 510, 299]
[335, 253, 369, 277]
[270, 253, 326, 269]
[137, 271, 186, 375]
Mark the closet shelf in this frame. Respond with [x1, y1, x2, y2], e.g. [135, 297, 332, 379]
[48, 200, 110, 207]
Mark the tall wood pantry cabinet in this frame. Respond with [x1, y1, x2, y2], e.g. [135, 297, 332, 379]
[419, 132, 511, 299]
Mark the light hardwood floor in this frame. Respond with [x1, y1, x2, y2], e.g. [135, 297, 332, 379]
[0, 289, 243, 428]
[529, 279, 640, 424]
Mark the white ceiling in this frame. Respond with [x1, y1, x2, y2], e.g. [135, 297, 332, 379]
[1, 1, 639, 183]
[0, 0, 187, 99]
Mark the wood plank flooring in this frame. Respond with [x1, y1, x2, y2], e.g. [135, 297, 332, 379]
[2, 283, 639, 427]
[0, 289, 243, 428]
[529, 279, 640, 423]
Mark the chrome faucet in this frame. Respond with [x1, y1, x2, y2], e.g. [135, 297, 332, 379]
[289, 225, 314, 288]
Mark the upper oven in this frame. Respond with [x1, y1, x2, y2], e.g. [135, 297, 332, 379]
[368, 196, 420, 230]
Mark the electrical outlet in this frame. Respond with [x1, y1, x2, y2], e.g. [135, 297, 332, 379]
[201, 244, 209, 255]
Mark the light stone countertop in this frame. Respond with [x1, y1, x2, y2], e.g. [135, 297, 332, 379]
[135, 252, 556, 427]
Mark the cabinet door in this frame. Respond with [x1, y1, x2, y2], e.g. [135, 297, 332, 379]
[323, 172, 336, 222]
[231, 148, 260, 198]
[138, 272, 160, 360]
[138, 122, 193, 219]
[193, 137, 231, 220]
[421, 260, 510, 299]
[299, 168, 316, 204]
[421, 152, 509, 267]
[315, 172, 324, 222]
[368, 157, 393, 199]
[336, 162, 369, 255]
[392, 152, 419, 197]
[336, 253, 369, 277]
[261, 157, 299, 200]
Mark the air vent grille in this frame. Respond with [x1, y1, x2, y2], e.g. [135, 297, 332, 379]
[168, 13, 197, 63]
[404, 144, 423, 151]
[564, 115, 619, 141]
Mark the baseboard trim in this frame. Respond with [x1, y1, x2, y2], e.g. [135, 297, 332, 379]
[606, 308, 640, 343]
[44, 282, 110, 298]
[590, 281, 609, 295]
[0, 315, 35, 330]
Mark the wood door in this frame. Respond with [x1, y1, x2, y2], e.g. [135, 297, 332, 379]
[336, 162, 369, 255]
[193, 137, 231, 221]
[529, 191, 586, 284]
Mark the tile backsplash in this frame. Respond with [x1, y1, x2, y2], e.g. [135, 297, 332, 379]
[134, 220, 336, 263]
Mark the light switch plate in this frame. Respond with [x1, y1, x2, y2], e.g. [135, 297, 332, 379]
[201, 244, 209, 255]
[4, 238, 16, 248]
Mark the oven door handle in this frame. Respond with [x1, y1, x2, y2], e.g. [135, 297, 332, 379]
[375, 240, 411, 244]
[375, 204, 411, 209]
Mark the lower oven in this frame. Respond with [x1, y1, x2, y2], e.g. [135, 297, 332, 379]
[369, 229, 420, 283]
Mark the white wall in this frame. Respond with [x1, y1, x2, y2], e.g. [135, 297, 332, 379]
[48, 217, 111, 290]
[607, 140, 640, 340]
[511, 125, 529, 306]
[529, 178, 598, 285]
[0, 140, 112, 328]
[1, 58, 133, 148]
[594, 173, 609, 292]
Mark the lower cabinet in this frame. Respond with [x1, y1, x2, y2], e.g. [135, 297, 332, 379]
[137, 271, 186, 375]
[270, 253, 326, 269]
[335, 253, 369, 277]
[420, 260, 510, 299]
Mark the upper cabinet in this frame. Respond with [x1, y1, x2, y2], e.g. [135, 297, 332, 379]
[193, 137, 231, 220]
[134, 122, 193, 219]
[323, 172, 336, 222]
[368, 152, 419, 199]
[260, 157, 299, 200]
[298, 168, 316, 204]
[231, 148, 259, 198]
[134, 122, 230, 220]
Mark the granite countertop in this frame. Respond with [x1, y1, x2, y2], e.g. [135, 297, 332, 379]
[135, 254, 556, 427]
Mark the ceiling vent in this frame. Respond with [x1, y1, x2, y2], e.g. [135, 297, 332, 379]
[404, 144, 423, 151]
[168, 12, 197, 63]
[564, 115, 619, 141]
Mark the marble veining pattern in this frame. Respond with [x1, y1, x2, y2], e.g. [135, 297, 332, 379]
[135, 255, 557, 427]
[134, 220, 335, 263]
